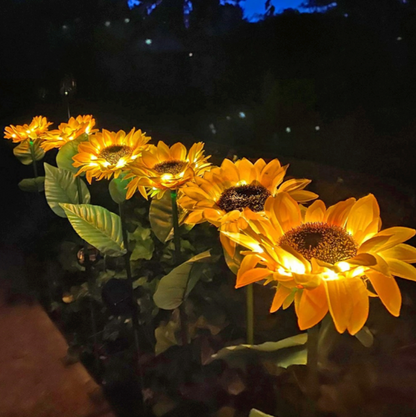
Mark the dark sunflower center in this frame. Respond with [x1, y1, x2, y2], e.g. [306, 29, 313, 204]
[153, 160, 187, 175]
[279, 222, 357, 265]
[217, 184, 270, 213]
[100, 145, 132, 165]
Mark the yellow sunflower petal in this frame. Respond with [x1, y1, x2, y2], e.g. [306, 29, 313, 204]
[184, 210, 205, 224]
[268, 193, 302, 233]
[366, 270, 401, 317]
[259, 159, 282, 190]
[384, 258, 416, 281]
[270, 284, 293, 313]
[346, 194, 380, 244]
[380, 243, 416, 263]
[287, 190, 319, 203]
[324, 197, 356, 227]
[347, 279, 369, 335]
[324, 279, 350, 334]
[297, 284, 328, 330]
[305, 200, 326, 223]
[236, 268, 272, 288]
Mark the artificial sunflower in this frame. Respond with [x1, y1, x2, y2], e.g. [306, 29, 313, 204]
[41, 115, 97, 151]
[4, 116, 52, 143]
[125, 141, 211, 199]
[222, 192, 416, 335]
[72, 128, 151, 183]
[178, 157, 318, 255]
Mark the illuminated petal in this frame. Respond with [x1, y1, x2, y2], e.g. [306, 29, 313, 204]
[384, 258, 416, 281]
[347, 279, 369, 335]
[366, 270, 401, 317]
[297, 284, 328, 330]
[324, 279, 350, 334]
[259, 159, 282, 190]
[236, 267, 272, 288]
[279, 178, 312, 193]
[184, 210, 205, 224]
[288, 190, 319, 203]
[170, 142, 187, 160]
[367, 227, 416, 251]
[380, 243, 416, 263]
[325, 197, 356, 227]
[270, 284, 293, 313]
[346, 194, 380, 243]
[236, 158, 257, 184]
[269, 193, 302, 233]
[305, 200, 326, 223]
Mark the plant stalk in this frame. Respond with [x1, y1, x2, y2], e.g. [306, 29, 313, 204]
[76, 177, 100, 371]
[118, 201, 141, 355]
[307, 324, 320, 403]
[29, 140, 40, 192]
[170, 190, 188, 346]
[246, 284, 254, 344]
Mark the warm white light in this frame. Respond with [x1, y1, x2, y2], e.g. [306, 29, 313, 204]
[337, 262, 350, 272]
[286, 127, 291, 133]
[62, 25, 68, 30]
[145, 38, 152, 45]
[315, 126, 320, 131]
[64, 91, 69, 96]
[105, 21, 111, 27]
[239, 112, 246, 119]
[397, 36, 403, 41]
[189, 52, 193, 57]
[124, 18, 130, 23]
[116, 159, 127, 168]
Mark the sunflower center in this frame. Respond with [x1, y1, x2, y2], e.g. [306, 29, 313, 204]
[153, 160, 187, 175]
[217, 184, 270, 213]
[279, 222, 357, 264]
[100, 145, 132, 165]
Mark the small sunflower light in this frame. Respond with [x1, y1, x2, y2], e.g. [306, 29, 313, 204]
[72, 128, 151, 183]
[41, 115, 96, 151]
[125, 141, 211, 199]
[4, 116, 52, 143]
[222, 192, 416, 335]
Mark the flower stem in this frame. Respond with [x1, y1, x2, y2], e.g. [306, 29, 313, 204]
[119, 201, 141, 355]
[76, 177, 99, 371]
[246, 284, 254, 344]
[29, 140, 39, 191]
[170, 190, 188, 346]
[307, 324, 320, 405]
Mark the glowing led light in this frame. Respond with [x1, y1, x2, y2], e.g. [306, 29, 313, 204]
[189, 52, 193, 57]
[277, 268, 291, 277]
[64, 91, 69, 96]
[323, 270, 339, 281]
[62, 25, 68, 30]
[239, 112, 246, 119]
[315, 126, 320, 131]
[286, 127, 291, 133]
[105, 21, 111, 27]
[90, 155, 97, 160]
[124, 18, 130, 23]
[145, 38, 152, 45]
[89, 162, 99, 167]
[161, 173, 173, 180]
[397, 36, 403, 41]
[352, 266, 365, 278]
[116, 159, 127, 168]
[337, 262, 350, 272]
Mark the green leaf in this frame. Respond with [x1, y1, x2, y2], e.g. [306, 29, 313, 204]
[155, 318, 181, 355]
[56, 134, 89, 174]
[149, 192, 174, 243]
[109, 173, 132, 204]
[249, 410, 275, 417]
[13, 140, 45, 165]
[60, 203, 126, 257]
[355, 326, 374, 348]
[210, 333, 308, 369]
[18, 177, 45, 192]
[129, 224, 154, 261]
[153, 250, 212, 309]
[44, 163, 90, 218]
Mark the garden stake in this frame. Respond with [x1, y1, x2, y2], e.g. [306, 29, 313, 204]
[170, 190, 188, 346]
[118, 201, 141, 355]
[246, 284, 254, 344]
[76, 177, 100, 372]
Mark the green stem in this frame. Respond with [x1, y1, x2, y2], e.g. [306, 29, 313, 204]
[170, 190, 188, 346]
[118, 201, 141, 355]
[76, 177, 99, 371]
[246, 284, 254, 344]
[170, 190, 181, 264]
[307, 324, 320, 404]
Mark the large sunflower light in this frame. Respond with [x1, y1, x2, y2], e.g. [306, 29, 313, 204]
[125, 141, 211, 200]
[178, 157, 318, 256]
[72, 128, 151, 183]
[41, 115, 96, 152]
[222, 192, 416, 335]
[4, 116, 52, 143]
